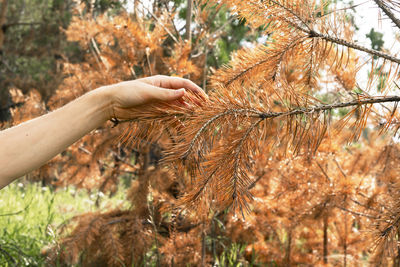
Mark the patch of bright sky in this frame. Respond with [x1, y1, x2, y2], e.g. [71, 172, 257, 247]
[351, 0, 399, 52]
[347, 1, 400, 94]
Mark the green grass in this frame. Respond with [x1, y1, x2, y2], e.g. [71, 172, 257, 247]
[0, 181, 129, 266]
[0, 181, 257, 266]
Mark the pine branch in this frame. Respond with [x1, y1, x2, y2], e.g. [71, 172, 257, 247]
[373, 0, 400, 30]
[163, 2, 182, 42]
[232, 119, 263, 208]
[269, 0, 400, 64]
[308, 30, 400, 65]
[182, 109, 261, 160]
[268, 0, 312, 31]
[254, 96, 400, 120]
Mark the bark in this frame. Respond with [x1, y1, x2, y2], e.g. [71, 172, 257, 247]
[0, 0, 11, 123]
[373, 0, 400, 31]
[285, 229, 292, 266]
[185, 0, 193, 41]
[323, 214, 328, 264]
[201, 227, 206, 267]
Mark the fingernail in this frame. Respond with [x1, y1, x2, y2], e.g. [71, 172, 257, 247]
[176, 88, 185, 95]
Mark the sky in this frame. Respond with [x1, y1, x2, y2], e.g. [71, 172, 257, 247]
[351, 0, 399, 53]
[125, 0, 399, 54]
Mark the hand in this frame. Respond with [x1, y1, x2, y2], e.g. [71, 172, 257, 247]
[98, 75, 207, 120]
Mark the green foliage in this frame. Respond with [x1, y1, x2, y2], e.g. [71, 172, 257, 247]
[1, 0, 74, 100]
[212, 18, 260, 66]
[172, 1, 263, 67]
[0, 181, 128, 266]
[366, 28, 384, 51]
[81, 0, 126, 15]
[214, 243, 251, 267]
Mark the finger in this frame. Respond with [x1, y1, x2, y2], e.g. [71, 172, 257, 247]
[142, 83, 186, 103]
[156, 76, 208, 100]
[178, 98, 194, 109]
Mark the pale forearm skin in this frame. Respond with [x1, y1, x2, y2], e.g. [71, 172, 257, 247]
[0, 75, 206, 189]
[0, 89, 110, 188]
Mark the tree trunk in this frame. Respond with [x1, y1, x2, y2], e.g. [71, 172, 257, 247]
[344, 213, 347, 267]
[0, 0, 11, 124]
[285, 229, 292, 266]
[185, 0, 193, 41]
[323, 214, 328, 264]
[201, 227, 206, 266]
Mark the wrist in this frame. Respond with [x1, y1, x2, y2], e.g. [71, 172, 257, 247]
[86, 86, 115, 122]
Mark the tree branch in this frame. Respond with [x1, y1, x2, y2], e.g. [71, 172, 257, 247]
[232, 119, 263, 201]
[308, 30, 400, 65]
[373, 0, 400, 30]
[269, 0, 400, 64]
[335, 205, 379, 219]
[183, 109, 262, 160]
[255, 96, 400, 119]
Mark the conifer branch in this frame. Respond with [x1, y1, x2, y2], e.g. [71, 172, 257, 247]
[268, 0, 400, 64]
[373, 0, 400, 30]
[225, 37, 304, 87]
[378, 215, 400, 239]
[308, 30, 400, 65]
[191, 167, 220, 202]
[232, 119, 263, 202]
[225, 58, 270, 87]
[255, 96, 400, 120]
[182, 109, 262, 160]
[268, 0, 312, 32]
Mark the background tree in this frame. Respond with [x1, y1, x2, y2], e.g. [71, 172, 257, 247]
[4, 0, 400, 266]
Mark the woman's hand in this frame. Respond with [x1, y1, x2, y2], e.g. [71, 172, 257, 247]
[0, 75, 206, 188]
[98, 75, 207, 120]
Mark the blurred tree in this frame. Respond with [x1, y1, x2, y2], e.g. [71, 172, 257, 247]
[366, 27, 384, 51]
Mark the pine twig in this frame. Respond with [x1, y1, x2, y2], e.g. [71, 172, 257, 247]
[232, 119, 263, 202]
[373, 0, 400, 30]
[255, 96, 400, 119]
[182, 109, 261, 160]
[308, 30, 400, 65]
[269, 0, 400, 64]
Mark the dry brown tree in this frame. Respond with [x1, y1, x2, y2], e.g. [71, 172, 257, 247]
[10, 0, 400, 265]
[116, 0, 400, 265]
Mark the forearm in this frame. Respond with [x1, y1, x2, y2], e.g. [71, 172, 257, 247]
[0, 89, 110, 188]
[0, 75, 205, 189]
